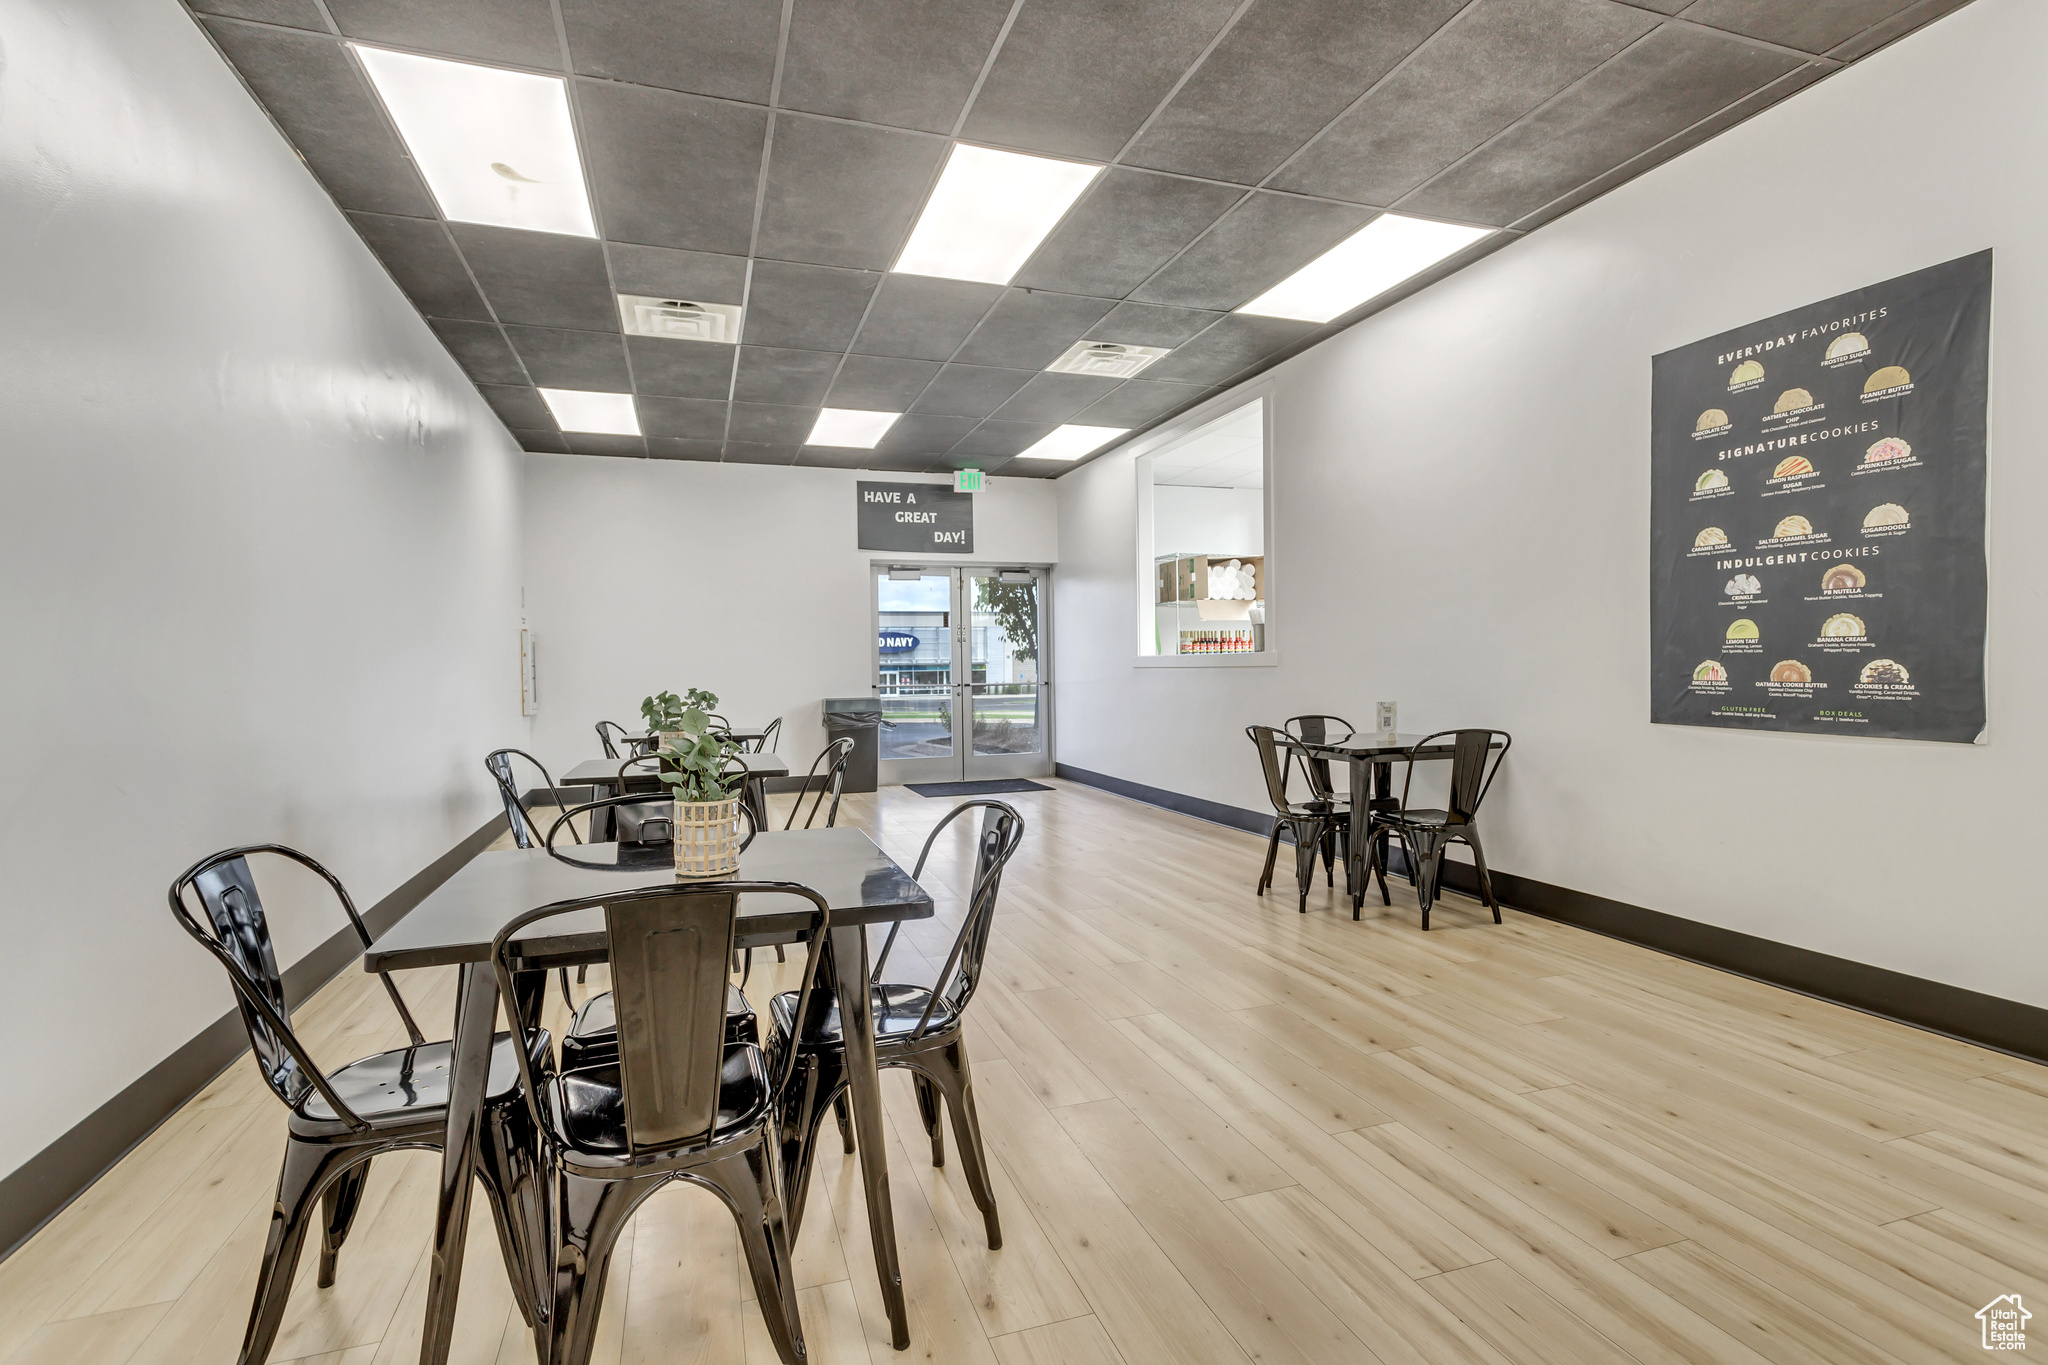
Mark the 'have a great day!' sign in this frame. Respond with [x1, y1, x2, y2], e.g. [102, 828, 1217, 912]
[856, 481, 974, 553]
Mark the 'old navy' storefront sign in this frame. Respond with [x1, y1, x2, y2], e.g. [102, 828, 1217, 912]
[857, 481, 974, 553]
[879, 630, 919, 653]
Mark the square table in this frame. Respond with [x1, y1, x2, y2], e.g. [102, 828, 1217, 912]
[365, 827, 930, 1362]
[563, 752, 790, 836]
[1285, 732, 1502, 911]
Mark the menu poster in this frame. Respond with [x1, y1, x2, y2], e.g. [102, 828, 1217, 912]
[1650, 251, 1989, 743]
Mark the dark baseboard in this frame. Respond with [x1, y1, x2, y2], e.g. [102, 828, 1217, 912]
[1055, 764, 2048, 1067]
[0, 809, 510, 1263]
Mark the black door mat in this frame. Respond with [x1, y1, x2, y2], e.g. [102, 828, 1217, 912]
[903, 779, 1055, 797]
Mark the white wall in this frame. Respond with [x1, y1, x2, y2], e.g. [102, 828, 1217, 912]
[1154, 486, 1264, 559]
[1053, 0, 2047, 1008]
[0, 0, 528, 1177]
[522, 457, 1057, 771]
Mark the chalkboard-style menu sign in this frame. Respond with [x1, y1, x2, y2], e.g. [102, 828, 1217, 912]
[1651, 252, 1989, 743]
[857, 481, 973, 553]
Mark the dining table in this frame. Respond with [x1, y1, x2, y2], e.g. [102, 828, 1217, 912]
[562, 751, 790, 836]
[1285, 731, 1504, 911]
[363, 826, 932, 1363]
[619, 725, 771, 754]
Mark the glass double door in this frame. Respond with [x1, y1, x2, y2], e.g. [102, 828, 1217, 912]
[874, 565, 1049, 783]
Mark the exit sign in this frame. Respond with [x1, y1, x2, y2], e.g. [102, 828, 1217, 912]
[953, 468, 984, 493]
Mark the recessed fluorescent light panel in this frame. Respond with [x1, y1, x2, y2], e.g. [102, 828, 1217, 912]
[354, 45, 595, 237]
[1045, 340, 1171, 379]
[1237, 214, 1494, 324]
[807, 409, 901, 449]
[1015, 424, 1129, 462]
[618, 296, 743, 344]
[539, 389, 639, 435]
[893, 145, 1102, 285]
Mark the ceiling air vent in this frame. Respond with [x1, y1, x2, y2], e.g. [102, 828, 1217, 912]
[1046, 339, 1170, 379]
[617, 294, 742, 344]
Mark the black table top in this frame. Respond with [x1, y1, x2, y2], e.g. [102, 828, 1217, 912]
[362, 828, 930, 972]
[1287, 731, 1503, 759]
[563, 752, 790, 784]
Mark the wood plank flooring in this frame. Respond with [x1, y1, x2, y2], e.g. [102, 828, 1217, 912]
[6, 778, 2045, 1364]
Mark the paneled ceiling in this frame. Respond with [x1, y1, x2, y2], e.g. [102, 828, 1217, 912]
[190, 0, 1969, 476]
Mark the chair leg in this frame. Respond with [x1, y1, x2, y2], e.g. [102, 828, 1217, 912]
[1257, 823, 1282, 894]
[315, 1161, 369, 1289]
[916, 1038, 1001, 1249]
[478, 1099, 551, 1332]
[1464, 831, 1502, 924]
[701, 1141, 807, 1365]
[548, 1170, 647, 1365]
[912, 1074, 945, 1168]
[240, 1138, 357, 1365]
[832, 1092, 855, 1154]
[1292, 819, 1320, 912]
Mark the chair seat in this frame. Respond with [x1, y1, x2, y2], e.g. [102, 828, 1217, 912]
[562, 984, 757, 1071]
[1279, 800, 1349, 820]
[1379, 808, 1472, 831]
[768, 982, 959, 1046]
[296, 1030, 546, 1127]
[549, 1044, 771, 1154]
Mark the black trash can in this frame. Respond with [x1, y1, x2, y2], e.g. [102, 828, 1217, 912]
[821, 697, 881, 793]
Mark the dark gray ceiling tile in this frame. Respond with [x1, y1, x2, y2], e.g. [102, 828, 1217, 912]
[781, 0, 1013, 132]
[1124, 0, 1467, 185]
[202, 20, 434, 217]
[448, 225, 617, 332]
[325, 0, 560, 66]
[560, 0, 781, 103]
[626, 335, 735, 399]
[874, 414, 980, 455]
[755, 116, 947, 270]
[742, 261, 880, 351]
[989, 373, 1122, 424]
[1073, 379, 1210, 426]
[636, 395, 729, 439]
[726, 442, 801, 465]
[861, 453, 946, 473]
[1400, 23, 1802, 226]
[733, 347, 840, 406]
[960, 0, 1243, 160]
[850, 276, 1004, 361]
[1270, 0, 1657, 206]
[504, 326, 632, 388]
[1085, 302, 1226, 348]
[951, 291, 1117, 370]
[909, 364, 1035, 418]
[514, 428, 572, 454]
[647, 438, 726, 461]
[608, 245, 749, 305]
[348, 213, 490, 321]
[566, 433, 648, 457]
[476, 384, 556, 429]
[942, 451, 1012, 474]
[1680, 0, 1918, 54]
[729, 403, 821, 446]
[950, 420, 1056, 459]
[794, 447, 874, 468]
[1139, 313, 1317, 384]
[190, 0, 325, 27]
[1012, 170, 1245, 300]
[577, 79, 767, 254]
[1004, 453, 1093, 476]
[1131, 192, 1372, 311]
[429, 319, 529, 384]
[827, 356, 941, 411]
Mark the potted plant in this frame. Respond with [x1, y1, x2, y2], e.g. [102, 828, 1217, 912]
[652, 690, 744, 878]
[640, 688, 696, 746]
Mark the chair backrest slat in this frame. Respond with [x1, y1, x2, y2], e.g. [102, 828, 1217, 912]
[191, 857, 296, 1097]
[487, 748, 577, 850]
[876, 800, 1024, 1039]
[605, 889, 740, 1149]
[1397, 729, 1512, 824]
[787, 738, 854, 830]
[1245, 726, 1295, 813]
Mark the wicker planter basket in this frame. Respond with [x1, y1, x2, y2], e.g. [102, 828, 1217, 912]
[672, 796, 743, 879]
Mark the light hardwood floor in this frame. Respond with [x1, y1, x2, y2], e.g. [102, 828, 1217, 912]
[5, 778, 2045, 1364]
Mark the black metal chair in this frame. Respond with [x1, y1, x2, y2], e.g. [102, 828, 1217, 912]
[758, 717, 782, 752]
[1377, 729, 1511, 929]
[170, 846, 552, 1365]
[785, 737, 854, 830]
[768, 800, 1021, 1251]
[540, 793, 763, 1073]
[1282, 715, 1357, 887]
[595, 721, 633, 761]
[491, 879, 828, 1365]
[488, 748, 589, 997]
[1248, 725, 1358, 912]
